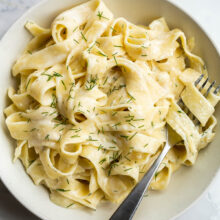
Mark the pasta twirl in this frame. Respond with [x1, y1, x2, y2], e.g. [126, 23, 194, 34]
[4, 0, 220, 209]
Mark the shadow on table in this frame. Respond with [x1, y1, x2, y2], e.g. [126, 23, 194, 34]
[0, 182, 40, 220]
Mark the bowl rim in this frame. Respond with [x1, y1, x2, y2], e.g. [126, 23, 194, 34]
[0, 0, 219, 220]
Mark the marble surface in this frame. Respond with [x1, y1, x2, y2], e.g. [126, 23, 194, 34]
[0, 0, 220, 219]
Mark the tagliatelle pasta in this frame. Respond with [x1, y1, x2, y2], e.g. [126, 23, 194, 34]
[4, 0, 220, 210]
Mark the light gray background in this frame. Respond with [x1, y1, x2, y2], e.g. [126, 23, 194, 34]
[0, 0, 220, 219]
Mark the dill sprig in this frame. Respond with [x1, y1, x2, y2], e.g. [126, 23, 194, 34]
[87, 42, 97, 53]
[124, 114, 144, 123]
[99, 158, 106, 165]
[155, 172, 159, 181]
[120, 135, 129, 140]
[41, 72, 63, 81]
[144, 143, 148, 148]
[112, 111, 118, 116]
[113, 52, 118, 65]
[85, 75, 98, 90]
[45, 134, 50, 140]
[28, 159, 36, 167]
[56, 189, 70, 192]
[128, 132, 137, 140]
[124, 168, 132, 172]
[108, 151, 121, 176]
[80, 32, 87, 42]
[72, 26, 78, 33]
[67, 82, 75, 101]
[98, 144, 104, 151]
[107, 84, 126, 96]
[71, 135, 80, 138]
[97, 50, 108, 57]
[177, 110, 183, 114]
[87, 136, 98, 142]
[61, 80, 66, 90]
[97, 11, 109, 20]
[73, 39, 79, 44]
[110, 26, 117, 33]
[127, 92, 136, 103]
[112, 122, 121, 130]
[50, 94, 57, 108]
[25, 79, 31, 90]
[103, 76, 108, 85]
[66, 203, 74, 208]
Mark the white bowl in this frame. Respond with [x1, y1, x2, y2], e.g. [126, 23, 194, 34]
[0, 0, 220, 219]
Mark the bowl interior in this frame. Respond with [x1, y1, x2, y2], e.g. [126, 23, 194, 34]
[0, 0, 220, 220]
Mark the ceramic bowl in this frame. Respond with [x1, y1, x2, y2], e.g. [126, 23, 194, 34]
[0, 0, 220, 219]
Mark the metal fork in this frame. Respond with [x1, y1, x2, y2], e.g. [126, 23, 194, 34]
[110, 75, 220, 220]
[178, 74, 220, 125]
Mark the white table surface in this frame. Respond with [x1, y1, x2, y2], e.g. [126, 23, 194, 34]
[0, 0, 220, 220]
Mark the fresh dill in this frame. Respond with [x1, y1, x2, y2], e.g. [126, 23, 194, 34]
[25, 79, 31, 90]
[80, 32, 87, 42]
[85, 75, 98, 90]
[50, 94, 57, 108]
[113, 54, 118, 65]
[155, 172, 159, 181]
[128, 132, 137, 140]
[124, 168, 132, 172]
[127, 92, 136, 103]
[61, 80, 67, 90]
[87, 136, 98, 141]
[71, 135, 80, 138]
[41, 72, 63, 81]
[99, 158, 107, 165]
[56, 189, 70, 192]
[110, 26, 117, 33]
[97, 50, 108, 57]
[29, 159, 36, 167]
[144, 143, 148, 148]
[87, 42, 96, 53]
[120, 135, 129, 140]
[103, 76, 108, 85]
[128, 122, 135, 128]
[112, 111, 118, 116]
[73, 39, 79, 44]
[97, 11, 109, 20]
[66, 203, 74, 208]
[98, 144, 104, 151]
[72, 26, 78, 33]
[41, 112, 49, 116]
[45, 134, 50, 140]
[112, 122, 121, 129]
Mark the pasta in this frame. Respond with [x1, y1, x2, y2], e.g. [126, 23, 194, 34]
[4, 0, 220, 210]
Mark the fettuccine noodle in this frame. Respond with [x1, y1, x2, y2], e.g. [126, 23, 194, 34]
[4, 0, 220, 209]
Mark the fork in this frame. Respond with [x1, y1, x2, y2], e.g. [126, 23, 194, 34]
[110, 75, 220, 220]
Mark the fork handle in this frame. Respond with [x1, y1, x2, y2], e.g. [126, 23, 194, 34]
[109, 143, 171, 220]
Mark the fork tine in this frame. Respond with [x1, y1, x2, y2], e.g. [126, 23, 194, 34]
[204, 80, 216, 97]
[177, 98, 184, 106]
[194, 74, 204, 86]
[199, 77, 209, 91]
[214, 85, 220, 94]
